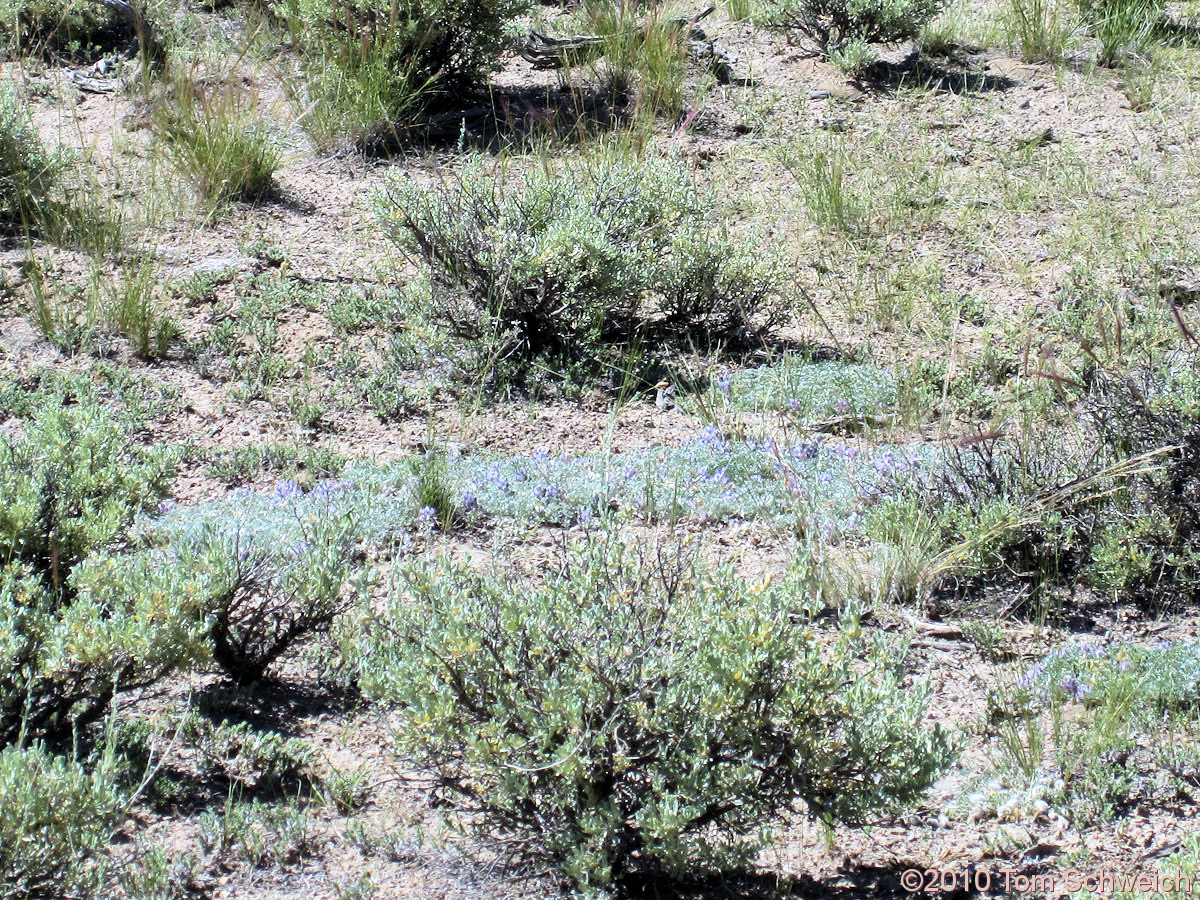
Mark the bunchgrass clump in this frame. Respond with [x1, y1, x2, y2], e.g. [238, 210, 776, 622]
[1001, 0, 1080, 62]
[1078, 0, 1161, 65]
[272, 0, 530, 151]
[361, 534, 954, 895]
[154, 74, 281, 211]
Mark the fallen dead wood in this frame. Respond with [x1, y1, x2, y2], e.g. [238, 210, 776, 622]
[81, 0, 164, 69]
[516, 6, 734, 83]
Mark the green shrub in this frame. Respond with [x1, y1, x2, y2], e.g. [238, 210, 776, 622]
[378, 152, 782, 387]
[829, 35, 877, 74]
[911, 359, 1200, 615]
[0, 394, 173, 591]
[0, 395, 203, 744]
[362, 536, 954, 895]
[0, 552, 210, 745]
[0, 0, 128, 61]
[272, 0, 530, 151]
[757, 0, 947, 55]
[180, 506, 367, 684]
[0, 744, 120, 897]
[0, 0, 168, 69]
[190, 719, 312, 794]
[0, 84, 58, 233]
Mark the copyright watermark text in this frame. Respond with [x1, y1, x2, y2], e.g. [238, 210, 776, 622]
[902, 867, 1191, 896]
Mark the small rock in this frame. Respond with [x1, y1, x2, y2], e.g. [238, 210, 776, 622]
[188, 255, 259, 281]
[807, 89, 831, 100]
[1015, 126, 1057, 149]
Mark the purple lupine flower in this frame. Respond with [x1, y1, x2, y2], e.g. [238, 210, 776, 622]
[1155, 640, 1172, 651]
[416, 506, 437, 526]
[716, 368, 732, 396]
[273, 480, 302, 501]
[697, 426, 729, 453]
[792, 441, 818, 461]
[1118, 660, 1132, 672]
[461, 491, 479, 512]
[534, 484, 563, 501]
[785, 398, 803, 413]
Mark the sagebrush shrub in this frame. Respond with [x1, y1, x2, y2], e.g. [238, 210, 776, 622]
[758, 0, 947, 54]
[0, 551, 210, 745]
[180, 506, 366, 684]
[0, 84, 58, 232]
[0, 744, 120, 898]
[0, 0, 169, 68]
[0, 0, 126, 60]
[362, 536, 954, 895]
[909, 358, 1200, 613]
[0, 394, 204, 744]
[0, 395, 173, 591]
[273, 0, 529, 150]
[378, 152, 782, 386]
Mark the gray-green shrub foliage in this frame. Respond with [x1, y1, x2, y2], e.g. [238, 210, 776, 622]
[175, 501, 368, 684]
[362, 536, 954, 895]
[0, 744, 120, 897]
[758, 0, 948, 54]
[379, 152, 782, 384]
[0, 552, 210, 745]
[0, 0, 125, 60]
[0, 85, 58, 232]
[0, 394, 173, 590]
[0, 395, 205, 744]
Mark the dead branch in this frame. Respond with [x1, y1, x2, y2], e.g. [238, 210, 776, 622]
[516, 6, 733, 83]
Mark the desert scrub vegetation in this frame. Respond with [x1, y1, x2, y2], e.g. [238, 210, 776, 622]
[0, 394, 211, 744]
[0, 84, 59, 233]
[152, 71, 282, 211]
[756, 0, 947, 55]
[973, 637, 1200, 827]
[0, 743, 121, 897]
[875, 355, 1200, 618]
[0, 0, 171, 69]
[0, 0, 130, 60]
[173, 504, 369, 685]
[361, 534, 954, 895]
[272, 0, 530, 151]
[379, 150, 783, 390]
